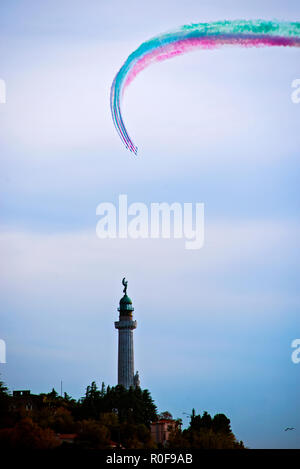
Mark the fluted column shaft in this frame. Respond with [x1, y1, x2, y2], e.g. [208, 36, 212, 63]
[114, 318, 137, 389]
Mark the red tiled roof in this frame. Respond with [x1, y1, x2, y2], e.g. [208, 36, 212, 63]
[58, 434, 77, 439]
[151, 419, 176, 424]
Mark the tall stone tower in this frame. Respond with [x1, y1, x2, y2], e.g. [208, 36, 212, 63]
[114, 278, 139, 389]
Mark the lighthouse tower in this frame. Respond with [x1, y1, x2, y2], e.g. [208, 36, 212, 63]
[114, 278, 139, 389]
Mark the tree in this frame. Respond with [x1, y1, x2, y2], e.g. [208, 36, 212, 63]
[99, 412, 118, 428]
[78, 381, 103, 419]
[167, 428, 190, 449]
[76, 419, 110, 449]
[85, 381, 100, 400]
[189, 409, 202, 431]
[0, 378, 245, 450]
[159, 411, 173, 420]
[0, 376, 8, 396]
[100, 382, 106, 397]
[0, 376, 10, 428]
[212, 413, 231, 434]
[120, 422, 155, 449]
[169, 409, 244, 450]
[48, 388, 58, 399]
[0, 417, 59, 449]
[63, 392, 74, 402]
[37, 406, 76, 433]
[201, 411, 212, 430]
[101, 385, 157, 427]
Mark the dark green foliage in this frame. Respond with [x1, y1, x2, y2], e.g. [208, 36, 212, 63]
[159, 411, 173, 420]
[76, 419, 110, 449]
[0, 379, 158, 448]
[48, 388, 58, 399]
[0, 417, 59, 449]
[79, 383, 157, 427]
[168, 409, 244, 449]
[0, 378, 244, 450]
[212, 413, 231, 434]
[0, 375, 11, 429]
[0, 376, 9, 396]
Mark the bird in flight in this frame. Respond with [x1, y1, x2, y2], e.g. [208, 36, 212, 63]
[284, 427, 295, 431]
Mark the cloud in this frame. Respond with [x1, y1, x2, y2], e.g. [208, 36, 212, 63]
[1, 218, 299, 320]
[2, 217, 299, 400]
[1, 38, 299, 164]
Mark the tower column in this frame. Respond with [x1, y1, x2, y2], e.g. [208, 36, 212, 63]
[114, 278, 138, 389]
[115, 319, 136, 388]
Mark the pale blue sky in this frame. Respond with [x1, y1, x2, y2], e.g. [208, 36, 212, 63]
[0, 0, 300, 448]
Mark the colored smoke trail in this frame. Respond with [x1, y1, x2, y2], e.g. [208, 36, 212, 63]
[110, 20, 300, 155]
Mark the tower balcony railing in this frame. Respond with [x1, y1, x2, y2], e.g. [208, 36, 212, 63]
[114, 320, 137, 330]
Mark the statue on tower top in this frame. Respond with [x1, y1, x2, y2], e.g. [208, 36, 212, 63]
[134, 371, 140, 388]
[122, 277, 128, 295]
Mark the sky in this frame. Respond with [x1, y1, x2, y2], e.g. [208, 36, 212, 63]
[0, 0, 300, 449]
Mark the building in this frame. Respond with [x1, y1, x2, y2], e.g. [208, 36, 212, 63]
[114, 278, 140, 389]
[10, 390, 43, 412]
[56, 433, 78, 445]
[151, 418, 179, 446]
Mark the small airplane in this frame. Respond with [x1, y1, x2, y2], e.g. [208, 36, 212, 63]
[284, 427, 295, 431]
